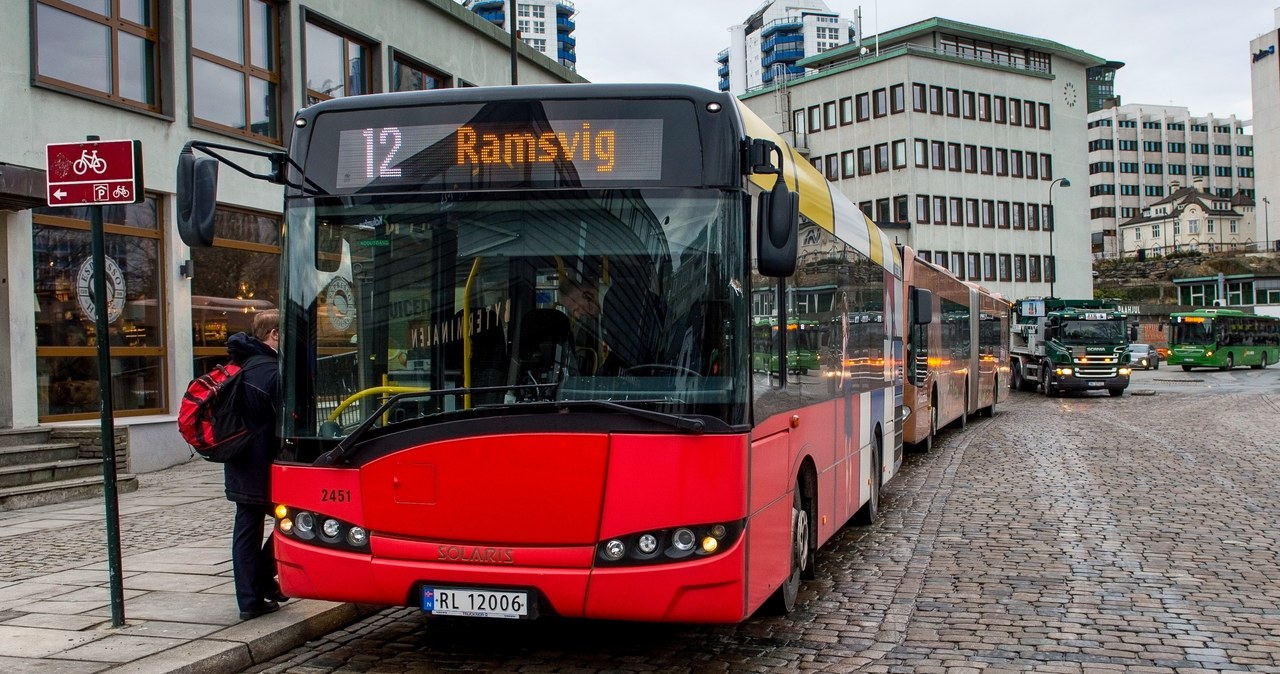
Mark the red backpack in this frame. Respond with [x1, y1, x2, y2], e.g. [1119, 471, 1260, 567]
[178, 355, 273, 462]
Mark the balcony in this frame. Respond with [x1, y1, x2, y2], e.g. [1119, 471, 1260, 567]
[717, 48, 729, 63]
[558, 33, 576, 47]
[762, 48, 804, 69]
[556, 0, 575, 14]
[475, 8, 504, 24]
[557, 16, 575, 31]
[760, 16, 803, 39]
[761, 32, 803, 53]
[468, 0, 503, 9]
[717, 63, 729, 78]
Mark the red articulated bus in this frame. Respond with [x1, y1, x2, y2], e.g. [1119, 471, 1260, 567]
[175, 84, 918, 622]
[900, 247, 1009, 452]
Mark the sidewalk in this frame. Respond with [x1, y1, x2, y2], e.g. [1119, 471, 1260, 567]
[0, 459, 375, 674]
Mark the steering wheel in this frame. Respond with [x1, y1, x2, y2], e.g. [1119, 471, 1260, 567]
[620, 364, 702, 378]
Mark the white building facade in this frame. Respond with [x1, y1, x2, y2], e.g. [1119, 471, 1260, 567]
[1250, 9, 1280, 252]
[0, 0, 581, 472]
[717, 0, 858, 96]
[1086, 104, 1254, 258]
[463, 0, 577, 71]
[740, 17, 1100, 300]
[1116, 179, 1256, 258]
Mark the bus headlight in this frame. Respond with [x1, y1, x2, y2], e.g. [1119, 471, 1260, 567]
[1119, 367, 1132, 375]
[1055, 367, 1073, 376]
[671, 528, 696, 552]
[595, 521, 744, 565]
[603, 539, 626, 560]
[638, 534, 658, 554]
[295, 511, 316, 539]
[346, 526, 368, 547]
[275, 507, 369, 552]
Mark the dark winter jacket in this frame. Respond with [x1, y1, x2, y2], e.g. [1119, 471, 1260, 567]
[223, 332, 280, 505]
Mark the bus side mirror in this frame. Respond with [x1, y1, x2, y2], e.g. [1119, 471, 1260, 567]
[1044, 326, 1056, 341]
[176, 150, 219, 248]
[757, 178, 799, 277]
[911, 287, 933, 325]
[1129, 325, 1138, 341]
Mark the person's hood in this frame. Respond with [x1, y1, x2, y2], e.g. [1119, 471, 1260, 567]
[227, 332, 275, 364]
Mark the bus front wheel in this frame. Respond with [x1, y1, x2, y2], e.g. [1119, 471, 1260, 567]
[854, 435, 882, 526]
[1221, 354, 1234, 371]
[766, 481, 812, 615]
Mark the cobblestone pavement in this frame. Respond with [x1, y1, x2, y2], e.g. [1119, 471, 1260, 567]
[248, 373, 1280, 673]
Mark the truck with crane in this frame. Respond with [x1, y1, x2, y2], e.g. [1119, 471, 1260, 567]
[1009, 298, 1133, 397]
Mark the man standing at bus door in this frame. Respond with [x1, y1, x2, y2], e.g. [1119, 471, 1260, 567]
[559, 277, 602, 373]
[224, 309, 288, 620]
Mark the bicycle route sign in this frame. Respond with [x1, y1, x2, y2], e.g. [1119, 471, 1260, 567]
[45, 139, 144, 208]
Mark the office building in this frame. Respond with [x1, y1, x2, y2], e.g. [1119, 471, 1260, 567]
[1250, 8, 1280, 251]
[740, 17, 1101, 299]
[1087, 104, 1254, 258]
[717, 0, 858, 96]
[0, 0, 581, 473]
[464, 0, 577, 71]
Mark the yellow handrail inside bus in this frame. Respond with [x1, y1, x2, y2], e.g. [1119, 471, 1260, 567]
[326, 385, 431, 423]
[462, 257, 481, 409]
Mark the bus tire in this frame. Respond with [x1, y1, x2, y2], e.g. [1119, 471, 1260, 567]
[1010, 363, 1022, 391]
[854, 434, 882, 526]
[1222, 354, 1234, 371]
[1182, 364, 1193, 372]
[765, 481, 811, 615]
[956, 386, 969, 429]
[1252, 353, 1266, 369]
[1108, 388, 1124, 397]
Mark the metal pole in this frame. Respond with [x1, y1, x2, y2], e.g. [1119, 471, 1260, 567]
[508, 0, 518, 85]
[1265, 197, 1271, 252]
[87, 134, 125, 628]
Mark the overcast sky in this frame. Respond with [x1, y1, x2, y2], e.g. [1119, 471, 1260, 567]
[565, 0, 1272, 121]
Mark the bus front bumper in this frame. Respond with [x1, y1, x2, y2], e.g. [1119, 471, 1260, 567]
[274, 534, 748, 623]
[1047, 367, 1130, 392]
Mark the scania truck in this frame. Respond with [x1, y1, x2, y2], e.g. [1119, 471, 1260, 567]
[1009, 298, 1133, 397]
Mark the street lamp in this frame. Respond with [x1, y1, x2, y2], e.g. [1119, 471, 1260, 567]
[1048, 177, 1071, 298]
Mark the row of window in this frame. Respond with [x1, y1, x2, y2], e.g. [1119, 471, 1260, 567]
[34, 0, 465, 145]
[914, 196, 1056, 230]
[1090, 119, 1242, 134]
[811, 140, 1055, 182]
[1089, 139, 1248, 156]
[1089, 162, 1250, 178]
[797, 82, 1052, 134]
[916, 250, 1055, 284]
[1127, 219, 1241, 240]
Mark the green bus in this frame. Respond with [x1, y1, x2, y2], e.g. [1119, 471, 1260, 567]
[751, 318, 825, 375]
[1167, 309, 1280, 371]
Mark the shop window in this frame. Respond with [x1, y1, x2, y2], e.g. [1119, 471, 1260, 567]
[190, 208, 282, 376]
[33, 196, 165, 420]
[190, 0, 281, 142]
[392, 52, 451, 91]
[34, 0, 163, 112]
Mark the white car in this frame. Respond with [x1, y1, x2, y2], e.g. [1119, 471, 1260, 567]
[1129, 343, 1158, 370]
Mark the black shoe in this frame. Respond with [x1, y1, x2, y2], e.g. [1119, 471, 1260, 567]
[239, 599, 280, 621]
[267, 589, 290, 603]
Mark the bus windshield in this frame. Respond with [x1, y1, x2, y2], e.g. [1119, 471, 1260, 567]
[1058, 318, 1126, 345]
[280, 188, 748, 439]
[1171, 319, 1214, 345]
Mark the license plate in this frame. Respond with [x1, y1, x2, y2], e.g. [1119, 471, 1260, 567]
[1087, 381, 1104, 388]
[423, 587, 530, 619]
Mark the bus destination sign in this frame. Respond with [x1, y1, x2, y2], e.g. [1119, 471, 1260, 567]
[335, 119, 664, 191]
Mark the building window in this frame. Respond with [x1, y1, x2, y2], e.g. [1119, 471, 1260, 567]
[808, 106, 822, 133]
[826, 154, 839, 181]
[856, 93, 870, 122]
[858, 146, 872, 176]
[1023, 100, 1036, 128]
[965, 199, 978, 228]
[962, 91, 975, 119]
[190, 207, 282, 376]
[890, 83, 905, 114]
[1008, 98, 1022, 125]
[1027, 203, 1040, 230]
[931, 141, 944, 170]
[914, 139, 928, 168]
[841, 150, 856, 178]
[935, 251, 948, 267]
[981, 199, 994, 228]
[916, 195, 930, 224]
[968, 253, 980, 280]
[996, 148, 1008, 176]
[1011, 202, 1024, 230]
[1038, 102, 1050, 129]
[994, 96, 1006, 123]
[839, 97, 853, 125]
[392, 52, 451, 91]
[951, 253, 964, 279]
[1045, 256, 1055, 283]
[933, 196, 946, 225]
[33, 196, 167, 421]
[1029, 255, 1041, 282]
[911, 83, 926, 112]
[1040, 154, 1052, 180]
[978, 93, 991, 121]
[873, 88, 888, 117]
[189, 0, 280, 141]
[980, 147, 993, 175]
[945, 88, 959, 117]
[824, 101, 838, 129]
[997, 201, 1010, 229]
[1010, 150, 1023, 178]
[894, 195, 909, 223]
[1014, 254, 1026, 282]
[949, 197, 962, 226]
[929, 85, 942, 114]
[998, 254, 1011, 282]
[35, 0, 162, 112]
[948, 143, 961, 172]
[964, 144, 977, 173]
[983, 253, 995, 281]
[875, 143, 889, 172]
[892, 139, 907, 169]
[875, 198, 890, 222]
[305, 16, 373, 103]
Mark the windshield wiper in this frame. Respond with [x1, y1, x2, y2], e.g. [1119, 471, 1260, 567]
[547, 399, 709, 434]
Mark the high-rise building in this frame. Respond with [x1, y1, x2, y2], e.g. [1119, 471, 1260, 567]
[1086, 104, 1254, 258]
[739, 17, 1100, 299]
[716, 0, 858, 97]
[1085, 61, 1124, 113]
[464, 0, 577, 72]
[1250, 8, 1280, 252]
